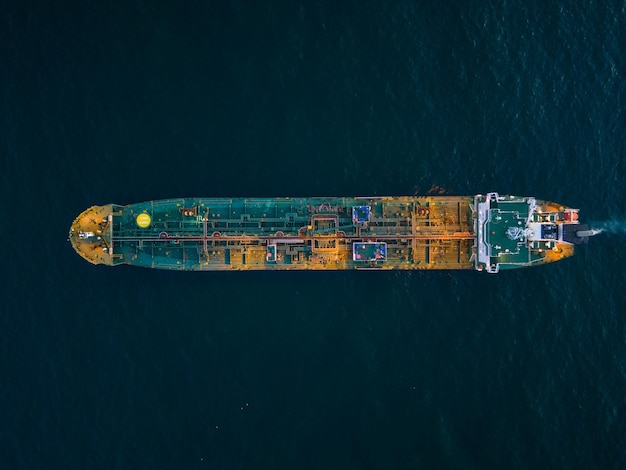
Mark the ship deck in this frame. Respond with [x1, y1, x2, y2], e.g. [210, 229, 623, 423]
[103, 196, 477, 270]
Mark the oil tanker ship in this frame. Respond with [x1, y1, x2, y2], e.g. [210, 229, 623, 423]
[68, 193, 594, 273]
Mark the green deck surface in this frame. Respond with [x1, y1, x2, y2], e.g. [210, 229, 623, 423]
[107, 196, 476, 270]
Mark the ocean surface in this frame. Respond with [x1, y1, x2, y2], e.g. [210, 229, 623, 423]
[2, 1, 626, 468]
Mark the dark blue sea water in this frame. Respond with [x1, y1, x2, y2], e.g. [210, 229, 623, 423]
[2, 1, 626, 468]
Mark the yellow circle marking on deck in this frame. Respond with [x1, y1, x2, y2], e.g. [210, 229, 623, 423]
[136, 213, 151, 228]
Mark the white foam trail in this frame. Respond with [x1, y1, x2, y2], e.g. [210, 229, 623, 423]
[577, 228, 603, 237]
[589, 221, 626, 235]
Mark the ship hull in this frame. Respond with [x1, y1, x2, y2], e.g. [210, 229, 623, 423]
[69, 194, 587, 272]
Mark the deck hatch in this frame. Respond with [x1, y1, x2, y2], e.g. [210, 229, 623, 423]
[352, 206, 371, 224]
[353, 242, 387, 262]
[266, 244, 277, 263]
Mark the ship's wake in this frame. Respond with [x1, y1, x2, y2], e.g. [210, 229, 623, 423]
[588, 220, 626, 235]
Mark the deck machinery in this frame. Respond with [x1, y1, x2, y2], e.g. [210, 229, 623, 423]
[69, 193, 592, 272]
